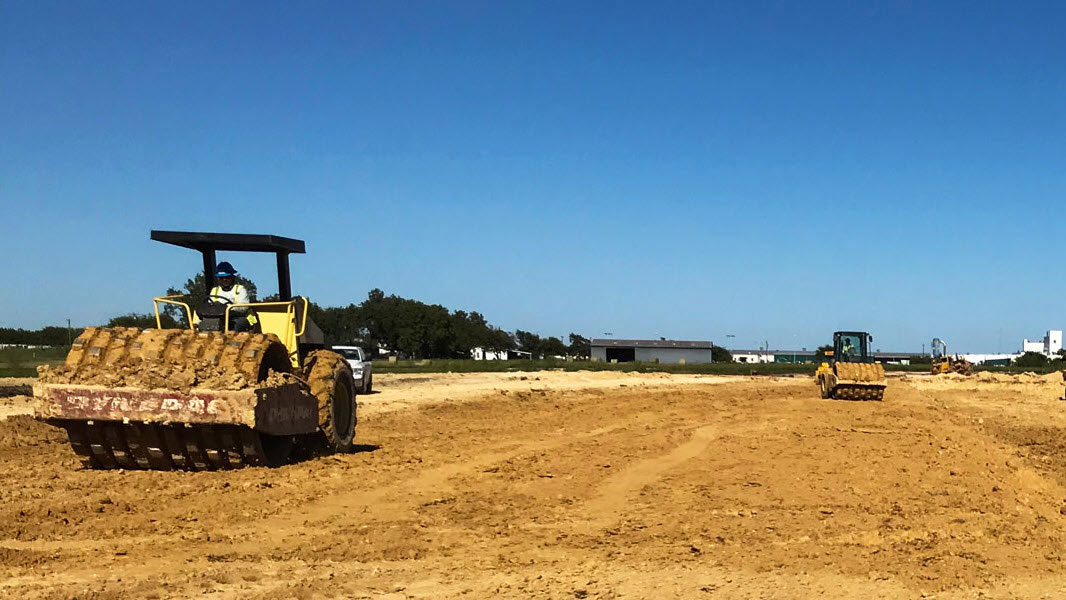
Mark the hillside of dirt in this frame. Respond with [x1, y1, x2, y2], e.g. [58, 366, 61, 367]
[4, 371, 1066, 598]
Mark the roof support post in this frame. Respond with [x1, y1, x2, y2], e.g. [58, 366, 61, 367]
[202, 248, 217, 293]
[276, 252, 291, 301]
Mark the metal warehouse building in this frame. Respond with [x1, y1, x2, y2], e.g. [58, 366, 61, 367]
[591, 339, 713, 364]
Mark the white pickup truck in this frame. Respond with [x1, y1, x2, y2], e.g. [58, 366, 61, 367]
[332, 345, 373, 393]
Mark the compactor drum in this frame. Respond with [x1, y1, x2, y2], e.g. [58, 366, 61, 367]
[815, 331, 887, 401]
[34, 231, 358, 470]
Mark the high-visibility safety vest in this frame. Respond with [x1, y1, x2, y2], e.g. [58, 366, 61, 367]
[209, 284, 249, 306]
[208, 284, 257, 325]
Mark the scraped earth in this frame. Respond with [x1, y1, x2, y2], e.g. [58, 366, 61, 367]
[5, 371, 1066, 598]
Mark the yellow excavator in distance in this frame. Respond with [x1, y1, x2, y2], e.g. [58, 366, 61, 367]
[815, 331, 887, 401]
[930, 338, 973, 376]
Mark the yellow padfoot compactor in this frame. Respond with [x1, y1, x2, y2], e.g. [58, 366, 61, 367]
[34, 231, 357, 470]
[815, 331, 887, 401]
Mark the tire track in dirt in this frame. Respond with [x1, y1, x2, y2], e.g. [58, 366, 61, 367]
[581, 423, 719, 526]
[0, 533, 163, 553]
[0, 403, 664, 570]
[18, 412, 663, 564]
[255, 416, 651, 535]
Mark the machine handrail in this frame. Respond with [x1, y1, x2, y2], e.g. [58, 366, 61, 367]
[294, 296, 309, 337]
[152, 295, 195, 330]
[223, 297, 308, 337]
[151, 294, 308, 340]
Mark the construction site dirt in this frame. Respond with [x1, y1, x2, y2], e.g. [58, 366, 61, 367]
[4, 370, 1066, 599]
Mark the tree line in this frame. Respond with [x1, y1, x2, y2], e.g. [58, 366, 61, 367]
[1, 278, 591, 360]
[309, 289, 591, 359]
[0, 326, 80, 347]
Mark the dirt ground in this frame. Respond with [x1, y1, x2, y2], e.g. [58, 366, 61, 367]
[0, 378, 33, 419]
[4, 370, 1066, 599]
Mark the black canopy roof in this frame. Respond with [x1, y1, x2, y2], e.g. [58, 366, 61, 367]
[150, 230, 305, 254]
[150, 230, 304, 300]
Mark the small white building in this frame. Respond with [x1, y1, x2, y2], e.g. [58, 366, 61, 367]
[1022, 330, 1062, 356]
[470, 347, 532, 360]
[731, 350, 774, 364]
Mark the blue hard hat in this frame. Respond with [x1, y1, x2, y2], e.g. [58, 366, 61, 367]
[216, 261, 237, 277]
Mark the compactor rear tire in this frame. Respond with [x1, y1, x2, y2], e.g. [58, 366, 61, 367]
[819, 376, 831, 399]
[305, 350, 357, 453]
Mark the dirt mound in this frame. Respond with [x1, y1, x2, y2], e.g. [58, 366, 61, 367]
[973, 371, 1059, 384]
[0, 415, 67, 450]
[39, 359, 254, 392]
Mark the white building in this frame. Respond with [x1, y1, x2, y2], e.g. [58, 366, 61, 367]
[731, 350, 774, 364]
[957, 329, 1062, 365]
[1022, 330, 1062, 356]
[470, 347, 533, 360]
[960, 353, 1021, 366]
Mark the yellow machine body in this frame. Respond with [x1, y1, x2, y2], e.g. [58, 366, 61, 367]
[930, 338, 973, 376]
[815, 331, 887, 401]
[152, 295, 324, 369]
[33, 231, 354, 471]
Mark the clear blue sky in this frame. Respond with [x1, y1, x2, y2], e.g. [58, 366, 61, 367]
[2, 1, 1064, 353]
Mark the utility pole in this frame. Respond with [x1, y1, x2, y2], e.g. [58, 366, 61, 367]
[67, 319, 72, 346]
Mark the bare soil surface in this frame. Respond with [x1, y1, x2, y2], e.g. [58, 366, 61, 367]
[0, 378, 35, 420]
[0, 396, 33, 420]
[4, 371, 1066, 598]
[360, 371, 746, 416]
[0, 377, 33, 398]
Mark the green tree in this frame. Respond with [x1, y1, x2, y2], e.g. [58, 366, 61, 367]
[359, 288, 398, 353]
[711, 345, 733, 363]
[815, 344, 834, 359]
[450, 310, 486, 357]
[515, 330, 542, 356]
[538, 336, 568, 358]
[93, 280, 523, 361]
[0, 326, 84, 346]
[359, 289, 461, 358]
[568, 333, 591, 359]
[1015, 351, 1050, 368]
[309, 302, 365, 346]
[485, 328, 516, 353]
